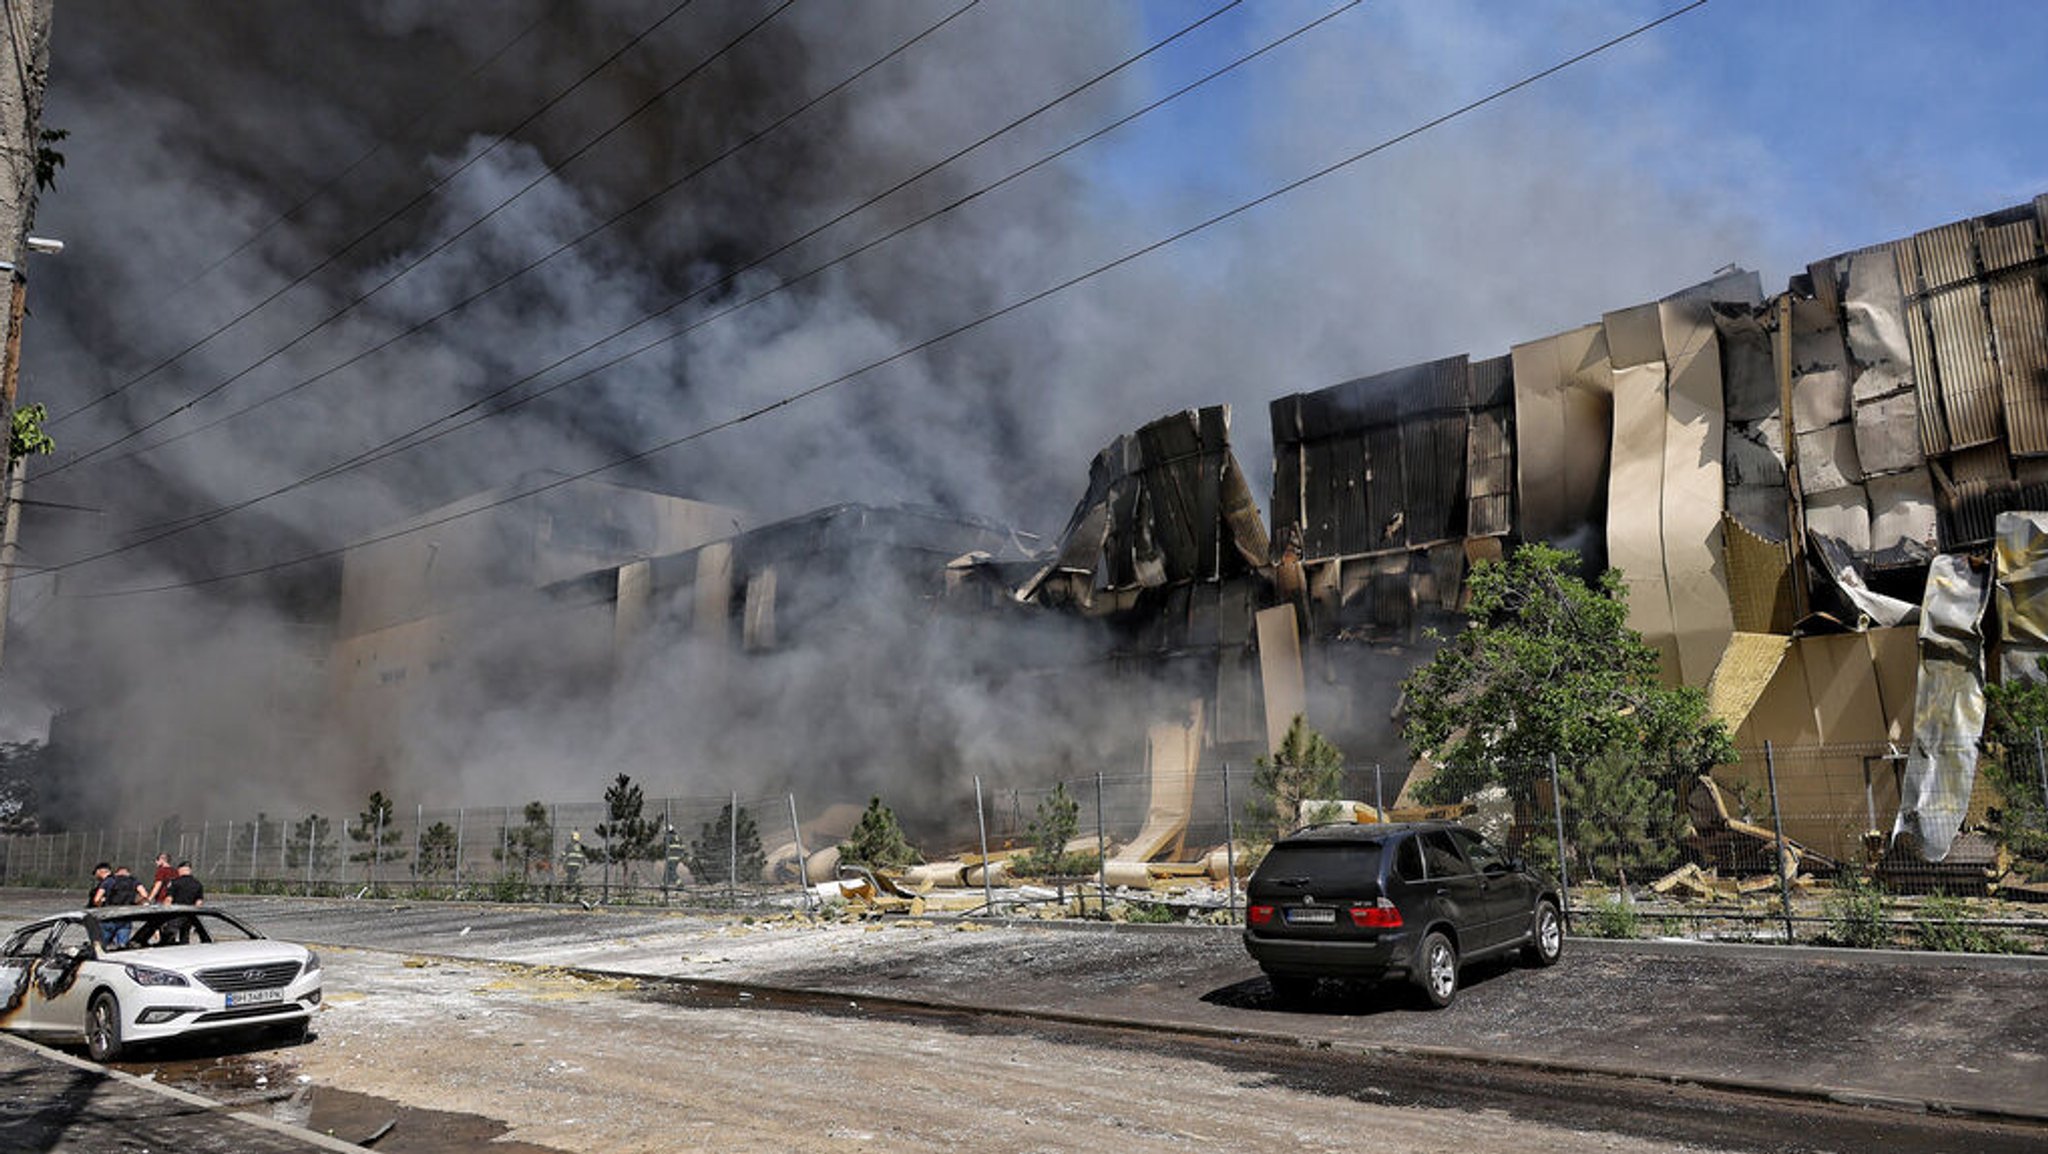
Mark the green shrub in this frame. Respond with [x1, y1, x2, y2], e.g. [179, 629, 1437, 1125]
[1119, 900, 1175, 924]
[1914, 896, 2021, 954]
[1822, 873, 1893, 949]
[1581, 893, 1639, 939]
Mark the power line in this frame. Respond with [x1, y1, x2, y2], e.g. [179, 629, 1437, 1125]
[51, 0, 1245, 553]
[49, 0, 796, 475]
[47, 0, 701, 429]
[62, 0, 1710, 598]
[64, 0, 990, 489]
[163, 3, 558, 297]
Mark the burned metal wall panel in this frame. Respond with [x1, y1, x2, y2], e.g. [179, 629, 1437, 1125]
[1995, 511, 2048, 683]
[1660, 295, 1734, 687]
[1895, 240, 1954, 455]
[1866, 469, 1939, 559]
[1937, 443, 2014, 550]
[1609, 358, 1680, 678]
[1465, 354, 1515, 539]
[1511, 325, 1611, 555]
[1982, 216, 2048, 456]
[1896, 554, 1991, 862]
[1915, 221, 2004, 451]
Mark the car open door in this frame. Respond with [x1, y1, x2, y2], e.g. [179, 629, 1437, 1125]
[27, 920, 99, 1037]
[0, 920, 55, 1033]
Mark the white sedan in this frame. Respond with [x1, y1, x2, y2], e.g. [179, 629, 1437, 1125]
[0, 906, 322, 1061]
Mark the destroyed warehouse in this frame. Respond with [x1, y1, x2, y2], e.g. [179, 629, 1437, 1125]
[41, 195, 2048, 877]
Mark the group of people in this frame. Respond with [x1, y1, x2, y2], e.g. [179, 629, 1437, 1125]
[84, 855, 206, 946]
[86, 854, 205, 910]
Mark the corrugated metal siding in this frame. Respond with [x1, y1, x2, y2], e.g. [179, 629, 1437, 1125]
[1991, 274, 2048, 456]
[1938, 444, 2014, 550]
[1927, 286, 2003, 449]
[1365, 424, 1405, 554]
[1898, 241, 1954, 455]
[1301, 438, 1336, 558]
[1917, 222, 1977, 287]
[1466, 354, 1513, 538]
[1979, 218, 2036, 272]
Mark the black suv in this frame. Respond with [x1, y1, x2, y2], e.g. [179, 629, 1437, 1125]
[1242, 821, 1562, 1008]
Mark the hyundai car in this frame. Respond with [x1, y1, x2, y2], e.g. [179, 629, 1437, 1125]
[0, 906, 322, 1060]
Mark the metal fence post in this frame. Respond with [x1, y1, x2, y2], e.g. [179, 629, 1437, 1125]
[728, 791, 738, 909]
[1222, 762, 1238, 923]
[1374, 762, 1384, 817]
[1548, 754, 1572, 929]
[413, 804, 423, 888]
[1764, 741, 1795, 944]
[250, 820, 260, 888]
[974, 775, 993, 915]
[455, 807, 466, 896]
[2034, 728, 2048, 819]
[1094, 771, 1108, 919]
[788, 793, 811, 912]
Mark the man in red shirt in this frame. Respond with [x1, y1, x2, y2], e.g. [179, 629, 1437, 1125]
[146, 852, 177, 904]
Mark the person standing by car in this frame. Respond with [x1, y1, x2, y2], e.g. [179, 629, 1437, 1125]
[86, 862, 111, 907]
[95, 866, 148, 945]
[161, 861, 205, 943]
[165, 861, 203, 907]
[146, 852, 177, 904]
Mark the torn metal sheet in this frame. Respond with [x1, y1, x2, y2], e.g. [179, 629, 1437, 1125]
[1604, 301, 1664, 369]
[1723, 513, 1794, 633]
[1844, 247, 1915, 402]
[1808, 533, 1918, 627]
[1895, 554, 1991, 862]
[1865, 469, 1939, 561]
[1023, 406, 1266, 605]
[1255, 605, 1307, 756]
[1934, 444, 2014, 550]
[1609, 360, 1679, 680]
[1995, 511, 2048, 683]
[1659, 295, 1734, 688]
[1704, 632, 1790, 730]
[1804, 486, 1871, 554]
[1894, 239, 1953, 455]
[1511, 324, 1612, 553]
[1789, 297, 1852, 430]
[1725, 416, 1786, 487]
[1852, 390, 1925, 476]
[1715, 302, 1779, 424]
[1465, 354, 1513, 538]
[1795, 423, 1865, 494]
[1984, 230, 2048, 454]
[1726, 485, 1790, 545]
[1118, 704, 1204, 864]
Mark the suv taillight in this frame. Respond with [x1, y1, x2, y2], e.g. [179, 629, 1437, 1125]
[1349, 898, 1402, 929]
[1248, 904, 1276, 926]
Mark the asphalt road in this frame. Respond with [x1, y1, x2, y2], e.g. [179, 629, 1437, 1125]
[0, 890, 2042, 1152]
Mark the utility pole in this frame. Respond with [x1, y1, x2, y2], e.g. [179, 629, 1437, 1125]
[0, 0, 55, 673]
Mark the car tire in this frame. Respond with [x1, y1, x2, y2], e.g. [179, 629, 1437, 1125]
[86, 991, 124, 1062]
[1267, 974, 1316, 1006]
[1523, 899, 1564, 967]
[1414, 931, 1458, 1009]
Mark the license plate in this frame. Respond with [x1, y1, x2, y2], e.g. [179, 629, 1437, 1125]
[225, 988, 286, 1008]
[1285, 906, 1336, 924]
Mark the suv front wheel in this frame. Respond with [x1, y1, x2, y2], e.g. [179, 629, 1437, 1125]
[1415, 930, 1458, 1008]
[1523, 899, 1564, 967]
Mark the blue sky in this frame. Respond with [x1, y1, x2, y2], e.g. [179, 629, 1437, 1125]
[1086, 0, 2048, 287]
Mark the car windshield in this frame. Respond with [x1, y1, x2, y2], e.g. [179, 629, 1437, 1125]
[91, 909, 263, 952]
[1258, 842, 1384, 891]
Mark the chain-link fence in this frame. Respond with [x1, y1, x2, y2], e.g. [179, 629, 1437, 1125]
[3, 738, 2043, 950]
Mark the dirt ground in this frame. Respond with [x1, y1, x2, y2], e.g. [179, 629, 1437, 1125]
[236, 946, 1730, 1154]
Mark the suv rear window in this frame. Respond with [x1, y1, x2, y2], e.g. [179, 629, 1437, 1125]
[1257, 842, 1384, 891]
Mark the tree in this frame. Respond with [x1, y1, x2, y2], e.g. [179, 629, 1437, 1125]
[1010, 782, 1096, 878]
[285, 814, 340, 872]
[415, 821, 458, 879]
[840, 796, 919, 870]
[593, 774, 659, 891]
[1245, 716, 1346, 846]
[348, 791, 408, 868]
[689, 802, 765, 884]
[9, 402, 53, 463]
[1558, 745, 1684, 885]
[493, 802, 555, 881]
[1401, 543, 1733, 804]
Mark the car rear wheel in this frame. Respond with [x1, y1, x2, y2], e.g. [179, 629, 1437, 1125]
[1523, 899, 1564, 967]
[1414, 931, 1458, 1009]
[86, 991, 123, 1062]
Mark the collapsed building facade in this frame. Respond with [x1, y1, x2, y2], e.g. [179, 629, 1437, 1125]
[50, 196, 2047, 879]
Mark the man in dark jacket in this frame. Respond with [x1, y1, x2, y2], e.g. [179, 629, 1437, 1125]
[95, 866, 148, 945]
[86, 862, 110, 907]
